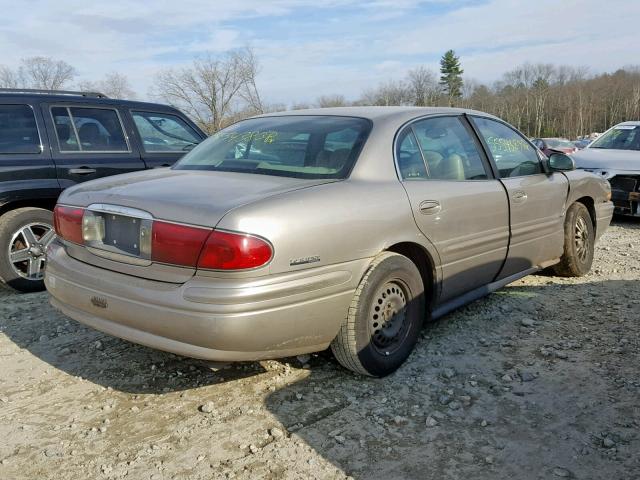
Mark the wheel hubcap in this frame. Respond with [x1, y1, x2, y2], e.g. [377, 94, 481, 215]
[574, 216, 590, 262]
[369, 280, 409, 355]
[8, 222, 56, 281]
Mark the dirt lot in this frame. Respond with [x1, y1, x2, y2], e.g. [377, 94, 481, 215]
[0, 218, 638, 480]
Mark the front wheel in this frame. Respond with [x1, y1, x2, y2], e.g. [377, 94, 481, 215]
[331, 252, 425, 377]
[552, 202, 594, 277]
[0, 207, 55, 293]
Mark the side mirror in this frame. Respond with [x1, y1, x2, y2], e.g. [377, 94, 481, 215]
[548, 152, 575, 171]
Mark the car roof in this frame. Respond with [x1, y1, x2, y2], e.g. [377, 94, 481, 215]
[0, 91, 179, 111]
[616, 120, 640, 127]
[254, 106, 500, 124]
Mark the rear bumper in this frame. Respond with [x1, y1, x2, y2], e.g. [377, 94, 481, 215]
[594, 201, 615, 241]
[46, 241, 369, 361]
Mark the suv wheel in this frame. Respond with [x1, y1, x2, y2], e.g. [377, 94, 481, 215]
[0, 207, 55, 293]
[331, 252, 425, 377]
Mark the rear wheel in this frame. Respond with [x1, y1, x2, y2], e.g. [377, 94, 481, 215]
[552, 202, 594, 277]
[0, 207, 55, 292]
[331, 252, 425, 377]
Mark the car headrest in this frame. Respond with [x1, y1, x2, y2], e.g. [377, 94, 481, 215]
[56, 123, 70, 142]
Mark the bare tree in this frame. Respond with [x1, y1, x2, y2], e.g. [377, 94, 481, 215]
[153, 48, 263, 133]
[0, 57, 76, 90]
[316, 94, 347, 108]
[18, 56, 76, 89]
[0, 65, 19, 88]
[359, 79, 411, 106]
[78, 72, 136, 99]
[407, 66, 440, 106]
[236, 47, 263, 114]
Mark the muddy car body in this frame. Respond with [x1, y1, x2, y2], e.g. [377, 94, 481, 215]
[46, 107, 614, 376]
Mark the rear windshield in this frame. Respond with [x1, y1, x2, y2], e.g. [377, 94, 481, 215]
[174, 115, 372, 179]
[590, 125, 640, 151]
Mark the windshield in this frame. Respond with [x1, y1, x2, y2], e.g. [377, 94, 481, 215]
[174, 115, 372, 179]
[590, 125, 640, 151]
[546, 138, 574, 148]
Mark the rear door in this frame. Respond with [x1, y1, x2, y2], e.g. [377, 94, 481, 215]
[470, 116, 568, 278]
[128, 109, 205, 169]
[41, 103, 146, 189]
[397, 115, 510, 302]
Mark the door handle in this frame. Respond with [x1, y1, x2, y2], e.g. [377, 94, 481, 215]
[152, 164, 171, 169]
[68, 167, 97, 175]
[512, 190, 528, 203]
[419, 200, 441, 215]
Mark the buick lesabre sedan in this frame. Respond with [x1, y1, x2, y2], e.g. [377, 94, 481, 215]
[46, 107, 614, 377]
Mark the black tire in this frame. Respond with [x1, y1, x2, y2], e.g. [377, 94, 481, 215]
[552, 202, 594, 277]
[0, 207, 55, 293]
[331, 252, 425, 377]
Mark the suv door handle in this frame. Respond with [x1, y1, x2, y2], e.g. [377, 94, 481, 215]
[68, 167, 97, 175]
[512, 190, 528, 203]
[419, 200, 441, 214]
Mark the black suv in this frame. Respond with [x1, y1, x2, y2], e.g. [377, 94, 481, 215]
[0, 89, 206, 292]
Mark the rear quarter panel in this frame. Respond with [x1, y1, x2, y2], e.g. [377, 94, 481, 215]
[211, 179, 442, 283]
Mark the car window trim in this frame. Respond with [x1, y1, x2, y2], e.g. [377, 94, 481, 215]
[392, 113, 496, 182]
[467, 114, 546, 179]
[49, 104, 132, 154]
[0, 103, 43, 155]
[130, 109, 203, 153]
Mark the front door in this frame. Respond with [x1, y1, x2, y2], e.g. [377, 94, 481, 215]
[41, 103, 146, 189]
[397, 115, 510, 302]
[470, 116, 568, 279]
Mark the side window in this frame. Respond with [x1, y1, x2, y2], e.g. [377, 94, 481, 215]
[51, 106, 128, 152]
[397, 116, 489, 181]
[473, 117, 542, 177]
[0, 104, 41, 154]
[132, 111, 201, 152]
[52, 107, 79, 151]
[396, 129, 427, 179]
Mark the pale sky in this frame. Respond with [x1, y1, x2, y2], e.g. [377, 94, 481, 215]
[1, 0, 638, 104]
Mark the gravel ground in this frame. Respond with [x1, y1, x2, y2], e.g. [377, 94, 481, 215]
[0, 218, 638, 480]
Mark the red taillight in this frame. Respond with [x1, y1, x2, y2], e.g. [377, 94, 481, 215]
[151, 221, 211, 267]
[198, 230, 272, 270]
[53, 205, 84, 244]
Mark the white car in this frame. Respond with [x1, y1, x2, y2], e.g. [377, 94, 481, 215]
[573, 121, 640, 216]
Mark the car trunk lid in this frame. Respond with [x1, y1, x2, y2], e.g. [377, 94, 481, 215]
[58, 168, 335, 281]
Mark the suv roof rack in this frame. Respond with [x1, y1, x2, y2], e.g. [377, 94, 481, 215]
[0, 88, 108, 98]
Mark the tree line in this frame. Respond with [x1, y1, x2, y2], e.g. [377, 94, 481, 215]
[2, 51, 639, 138]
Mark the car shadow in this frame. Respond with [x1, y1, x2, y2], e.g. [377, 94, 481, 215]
[0, 284, 265, 394]
[1, 278, 638, 478]
[261, 277, 640, 479]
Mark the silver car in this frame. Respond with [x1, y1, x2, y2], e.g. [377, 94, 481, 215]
[45, 107, 614, 376]
[573, 121, 640, 216]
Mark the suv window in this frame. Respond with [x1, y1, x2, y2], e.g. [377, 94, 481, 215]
[51, 106, 128, 153]
[473, 117, 542, 177]
[0, 104, 41, 154]
[397, 116, 488, 181]
[132, 111, 201, 152]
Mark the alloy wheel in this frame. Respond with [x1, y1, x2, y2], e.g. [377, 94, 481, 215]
[8, 222, 56, 281]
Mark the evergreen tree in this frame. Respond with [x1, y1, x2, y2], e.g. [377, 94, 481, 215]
[439, 50, 464, 106]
